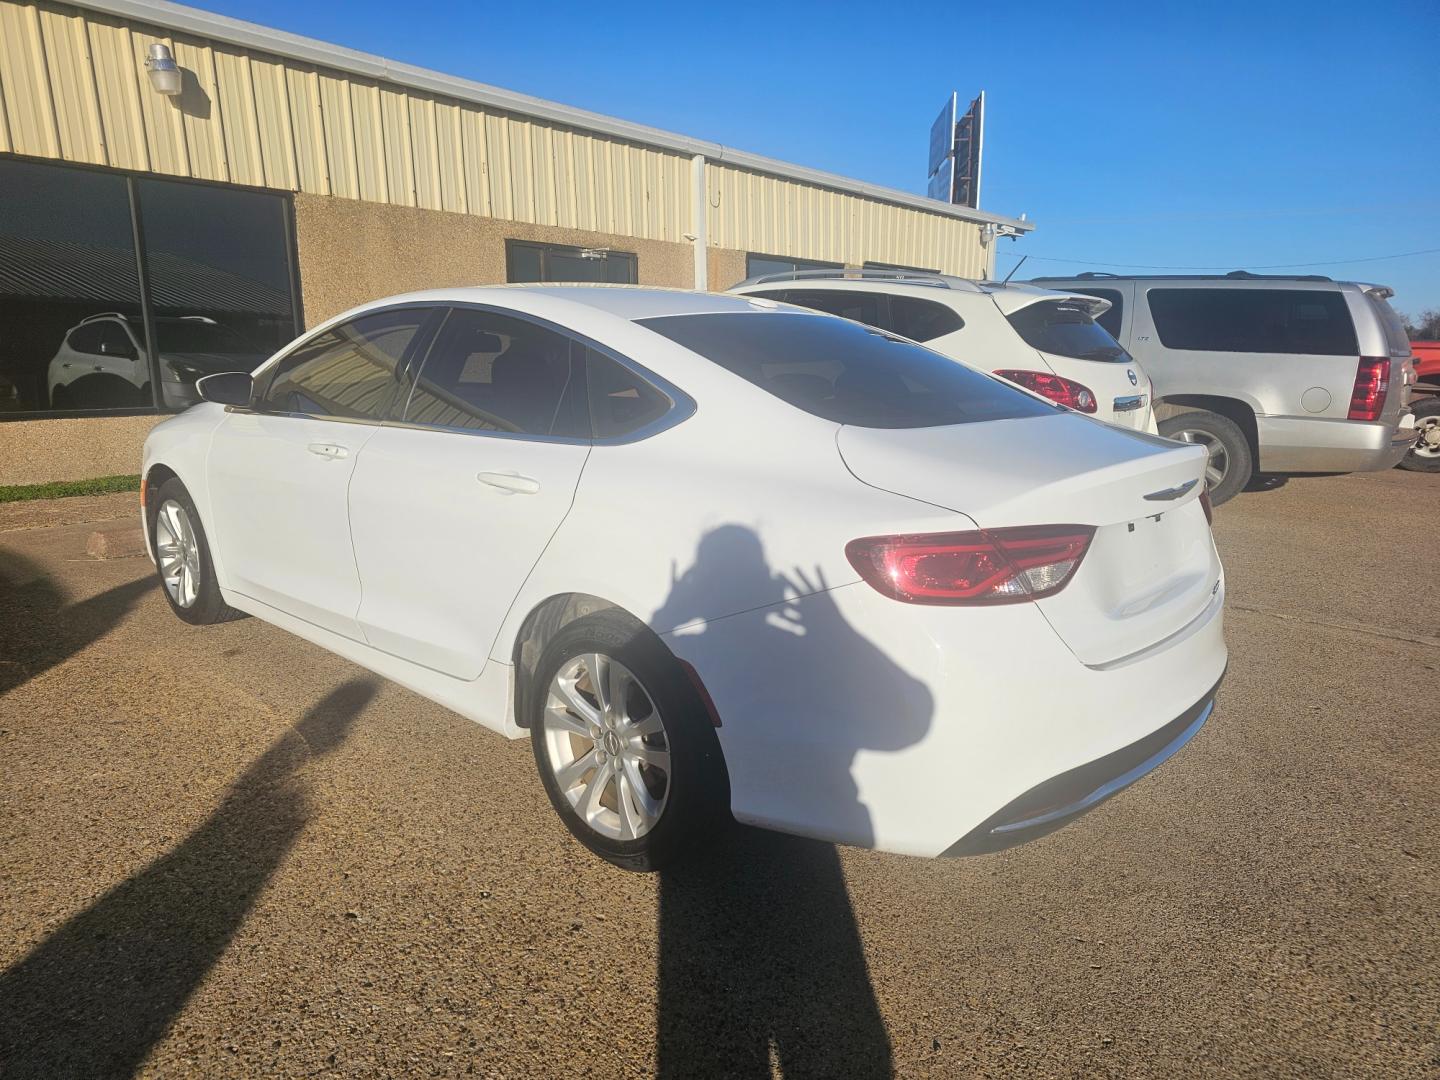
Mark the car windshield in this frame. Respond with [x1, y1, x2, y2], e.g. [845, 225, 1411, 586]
[156, 319, 259, 355]
[638, 311, 1055, 429]
[1006, 300, 1131, 363]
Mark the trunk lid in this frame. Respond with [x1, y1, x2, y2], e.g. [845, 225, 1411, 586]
[837, 413, 1221, 665]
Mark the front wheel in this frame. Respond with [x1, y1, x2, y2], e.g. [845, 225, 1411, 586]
[1158, 411, 1253, 506]
[529, 612, 729, 872]
[1398, 397, 1440, 473]
[146, 477, 246, 625]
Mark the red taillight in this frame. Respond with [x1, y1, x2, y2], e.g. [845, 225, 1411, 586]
[1347, 357, 1390, 421]
[1199, 489, 1213, 525]
[994, 369, 1097, 413]
[845, 525, 1096, 605]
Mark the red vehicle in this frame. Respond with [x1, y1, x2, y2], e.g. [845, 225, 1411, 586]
[1403, 342, 1440, 472]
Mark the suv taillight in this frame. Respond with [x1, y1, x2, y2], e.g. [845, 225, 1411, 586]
[994, 370, 1097, 413]
[846, 525, 1095, 605]
[1347, 357, 1390, 421]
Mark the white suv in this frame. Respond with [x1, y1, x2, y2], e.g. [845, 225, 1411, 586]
[729, 270, 1156, 432]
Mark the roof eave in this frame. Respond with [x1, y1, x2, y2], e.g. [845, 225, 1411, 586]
[75, 0, 1034, 233]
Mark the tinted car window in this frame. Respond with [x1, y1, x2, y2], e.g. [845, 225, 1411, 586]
[1147, 288, 1358, 355]
[1007, 300, 1130, 363]
[889, 296, 964, 342]
[98, 321, 138, 358]
[1074, 288, 1124, 339]
[263, 308, 425, 420]
[780, 289, 887, 328]
[586, 348, 670, 438]
[639, 312, 1054, 429]
[67, 323, 107, 355]
[405, 309, 580, 436]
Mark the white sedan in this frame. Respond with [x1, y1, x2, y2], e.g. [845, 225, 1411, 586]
[141, 286, 1227, 871]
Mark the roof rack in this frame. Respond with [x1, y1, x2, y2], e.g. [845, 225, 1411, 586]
[1029, 271, 1335, 283]
[733, 267, 981, 292]
[77, 311, 132, 324]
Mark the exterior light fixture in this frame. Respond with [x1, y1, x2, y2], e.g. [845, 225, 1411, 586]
[144, 43, 182, 96]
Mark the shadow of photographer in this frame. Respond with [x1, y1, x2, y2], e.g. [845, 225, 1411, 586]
[651, 525, 932, 1077]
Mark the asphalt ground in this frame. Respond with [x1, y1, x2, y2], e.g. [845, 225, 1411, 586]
[1, 469, 1436, 1078]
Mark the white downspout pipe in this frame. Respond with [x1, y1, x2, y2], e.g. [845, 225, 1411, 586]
[691, 153, 708, 291]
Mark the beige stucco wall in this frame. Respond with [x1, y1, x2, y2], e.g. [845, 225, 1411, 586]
[0, 414, 164, 485]
[294, 193, 703, 324]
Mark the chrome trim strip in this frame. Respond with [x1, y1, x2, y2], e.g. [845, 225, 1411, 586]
[1112, 394, 1146, 412]
[1143, 478, 1199, 501]
[989, 700, 1214, 835]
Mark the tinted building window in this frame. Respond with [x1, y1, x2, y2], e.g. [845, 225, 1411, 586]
[1007, 300, 1130, 363]
[405, 309, 583, 436]
[640, 312, 1052, 429]
[262, 308, 426, 420]
[1147, 288, 1358, 355]
[862, 260, 941, 275]
[0, 159, 146, 413]
[137, 177, 297, 408]
[586, 348, 669, 438]
[745, 253, 843, 280]
[506, 240, 637, 284]
[0, 157, 299, 418]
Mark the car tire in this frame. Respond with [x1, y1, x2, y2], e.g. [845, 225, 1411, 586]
[1158, 411, 1253, 506]
[1398, 397, 1440, 473]
[529, 611, 729, 872]
[146, 477, 247, 625]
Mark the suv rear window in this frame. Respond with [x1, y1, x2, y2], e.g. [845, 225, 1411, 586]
[638, 312, 1053, 429]
[1147, 288, 1358, 355]
[1006, 300, 1130, 363]
[1072, 288, 1124, 339]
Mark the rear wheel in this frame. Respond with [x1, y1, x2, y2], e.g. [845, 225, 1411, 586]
[529, 611, 728, 872]
[1158, 411, 1252, 506]
[1398, 397, 1440, 473]
[146, 477, 246, 625]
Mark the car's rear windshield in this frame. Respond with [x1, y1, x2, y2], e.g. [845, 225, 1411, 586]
[1367, 294, 1413, 358]
[637, 311, 1055, 429]
[1006, 299, 1131, 363]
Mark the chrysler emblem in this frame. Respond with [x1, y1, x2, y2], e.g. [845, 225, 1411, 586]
[1127, 369, 1138, 386]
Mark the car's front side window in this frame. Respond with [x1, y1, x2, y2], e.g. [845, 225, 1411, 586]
[403, 309, 585, 437]
[260, 308, 429, 420]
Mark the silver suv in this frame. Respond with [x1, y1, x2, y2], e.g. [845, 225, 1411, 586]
[1027, 272, 1417, 503]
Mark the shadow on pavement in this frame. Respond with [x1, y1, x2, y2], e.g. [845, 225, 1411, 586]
[653, 525, 928, 1077]
[656, 828, 893, 1078]
[0, 677, 378, 1078]
[0, 550, 155, 695]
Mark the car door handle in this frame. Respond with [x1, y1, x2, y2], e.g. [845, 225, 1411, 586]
[307, 442, 349, 459]
[477, 471, 540, 495]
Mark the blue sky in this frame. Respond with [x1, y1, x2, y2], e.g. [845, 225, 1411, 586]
[207, 0, 1440, 315]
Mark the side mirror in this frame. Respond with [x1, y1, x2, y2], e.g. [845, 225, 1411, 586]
[195, 371, 254, 407]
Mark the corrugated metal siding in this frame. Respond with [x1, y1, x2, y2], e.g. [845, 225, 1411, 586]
[705, 162, 988, 278]
[0, 0, 987, 275]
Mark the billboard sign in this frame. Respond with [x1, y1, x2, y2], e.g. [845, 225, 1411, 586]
[926, 93, 956, 203]
[927, 91, 984, 210]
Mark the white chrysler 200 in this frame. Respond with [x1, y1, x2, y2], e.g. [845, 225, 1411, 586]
[141, 286, 1226, 871]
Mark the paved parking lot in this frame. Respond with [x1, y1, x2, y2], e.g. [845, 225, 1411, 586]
[1, 470, 1436, 1078]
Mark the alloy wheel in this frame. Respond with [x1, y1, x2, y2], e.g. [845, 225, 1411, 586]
[541, 653, 671, 841]
[1173, 428, 1229, 492]
[1413, 413, 1440, 459]
[154, 498, 202, 609]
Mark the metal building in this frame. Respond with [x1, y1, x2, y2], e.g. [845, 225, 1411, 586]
[0, 0, 1033, 482]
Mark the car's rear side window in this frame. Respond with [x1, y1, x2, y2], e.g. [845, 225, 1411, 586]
[1147, 288, 1358, 355]
[1007, 300, 1131, 363]
[638, 311, 1054, 429]
[585, 347, 671, 438]
[1072, 288, 1124, 340]
[889, 296, 964, 342]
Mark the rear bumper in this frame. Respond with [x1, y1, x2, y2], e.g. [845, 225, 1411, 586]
[942, 676, 1220, 856]
[1257, 413, 1415, 473]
